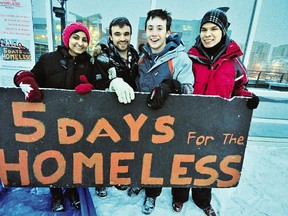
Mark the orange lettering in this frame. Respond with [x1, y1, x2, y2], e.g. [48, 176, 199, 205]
[171, 154, 194, 185]
[33, 150, 65, 184]
[141, 153, 163, 185]
[73, 152, 103, 184]
[152, 115, 175, 144]
[123, 114, 148, 142]
[217, 155, 241, 187]
[110, 152, 134, 185]
[12, 102, 45, 143]
[86, 118, 121, 143]
[194, 155, 218, 186]
[58, 118, 83, 144]
[0, 149, 29, 185]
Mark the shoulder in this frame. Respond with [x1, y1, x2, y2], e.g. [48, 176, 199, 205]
[129, 45, 139, 58]
[38, 50, 61, 62]
[172, 51, 191, 65]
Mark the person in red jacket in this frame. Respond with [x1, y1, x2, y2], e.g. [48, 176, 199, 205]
[186, 8, 259, 216]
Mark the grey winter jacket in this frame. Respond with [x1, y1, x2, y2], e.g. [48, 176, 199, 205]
[137, 33, 194, 93]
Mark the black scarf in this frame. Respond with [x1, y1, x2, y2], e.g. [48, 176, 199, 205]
[201, 35, 227, 60]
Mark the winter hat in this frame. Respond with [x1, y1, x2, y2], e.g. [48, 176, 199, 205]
[200, 8, 230, 35]
[62, 22, 90, 48]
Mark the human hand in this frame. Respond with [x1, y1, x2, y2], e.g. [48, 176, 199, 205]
[14, 70, 42, 102]
[109, 77, 135, 104]
[75, 75, 94, 94]
[246, 93, 260, 109]
[147, 79, 181, 109]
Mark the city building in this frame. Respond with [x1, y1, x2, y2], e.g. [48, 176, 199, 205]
[271, 44, 288, 61]
[32, 13, 103, 62]
[247, 41, 271, 71]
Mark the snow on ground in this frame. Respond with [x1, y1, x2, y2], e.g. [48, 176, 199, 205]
[92, 144, 288, 216]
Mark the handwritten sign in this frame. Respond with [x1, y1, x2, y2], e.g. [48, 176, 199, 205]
[0, 87, 253, 188]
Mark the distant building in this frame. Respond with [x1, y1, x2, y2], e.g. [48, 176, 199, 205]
[271, 44, 288, 61]
[32, 13, 103, 62]
[33, 18, 60, 61]
[247, 41, 271, 71]
[69, 13, 103, 48]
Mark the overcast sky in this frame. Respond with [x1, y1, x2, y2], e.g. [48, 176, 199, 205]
[32, 0, 288, 48]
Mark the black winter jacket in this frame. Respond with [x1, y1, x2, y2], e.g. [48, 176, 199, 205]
[31, 46, 93, 89]
[93, 37, 139, 90]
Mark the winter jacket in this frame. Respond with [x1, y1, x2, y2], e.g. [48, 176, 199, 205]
[187, 36, 252, 99]
[137, 33, 194, 93]
[31, 46, 93, 89]
[93, 37, 139, 90]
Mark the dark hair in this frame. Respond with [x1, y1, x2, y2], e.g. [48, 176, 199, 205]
[145, 9, 172, 31]
[109, 17, 132, 35]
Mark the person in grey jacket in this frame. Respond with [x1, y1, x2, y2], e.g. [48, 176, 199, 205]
[136, 9, 194, 214]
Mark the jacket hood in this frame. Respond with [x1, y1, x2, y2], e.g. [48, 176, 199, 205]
[143, 33, 186, 59]
[92, 36, 111, 56]
[193, 35, 230, 55]
[94, 36, 138, 58]
[188, 35, 243, 63]
[98, 36, 110, 49]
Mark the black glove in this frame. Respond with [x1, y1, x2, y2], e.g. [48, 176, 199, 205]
[246, 93, 260, 109]
[147, 79, 181, 109]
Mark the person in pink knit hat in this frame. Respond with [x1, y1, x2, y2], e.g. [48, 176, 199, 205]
[14, 22, 94, 212]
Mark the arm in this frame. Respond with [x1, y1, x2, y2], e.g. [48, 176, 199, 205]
[93, 54, 115, 90]
[147, 53, 194, 109]
[93, 53, 135, 104]
[232, 58, 252, 97]
[30, 54, 48, 87]
[172, 52, 194, 94]
[232, 58, 259, 109]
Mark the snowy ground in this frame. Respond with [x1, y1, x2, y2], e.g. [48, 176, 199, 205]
[0, 88, 287, 216]
[93, 144, 288, 216]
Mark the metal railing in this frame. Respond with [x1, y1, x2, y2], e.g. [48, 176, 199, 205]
[247, 70, 288, 88]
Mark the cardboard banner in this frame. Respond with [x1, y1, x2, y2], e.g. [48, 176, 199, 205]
[0, 87, 253, 188]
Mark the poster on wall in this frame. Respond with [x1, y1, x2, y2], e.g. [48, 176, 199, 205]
[0, 0, 35, 87]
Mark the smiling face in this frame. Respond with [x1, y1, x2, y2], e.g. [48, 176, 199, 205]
[145, 17, 171, 54]
[200, 22, 223, 48]
[68, 31, 89, 57]
[110, 25, 131, 58]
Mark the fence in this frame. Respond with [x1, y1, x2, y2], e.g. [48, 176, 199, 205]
[247, 70, 288, 90]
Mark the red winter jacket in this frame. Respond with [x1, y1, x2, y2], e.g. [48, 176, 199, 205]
[188, 37, 252, 99]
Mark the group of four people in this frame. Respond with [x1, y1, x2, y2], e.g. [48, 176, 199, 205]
[13, 7, 259, 216]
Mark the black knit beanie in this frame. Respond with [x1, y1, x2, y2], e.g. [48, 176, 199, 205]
[200, 8, 230, 35]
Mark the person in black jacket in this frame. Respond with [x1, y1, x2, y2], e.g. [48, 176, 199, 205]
[92, 17, 139, 197]
[93, 17, 139, 103]
[14, 22, 94, 212]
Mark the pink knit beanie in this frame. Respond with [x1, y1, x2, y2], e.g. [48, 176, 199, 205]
[62, 22, 90, 48]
